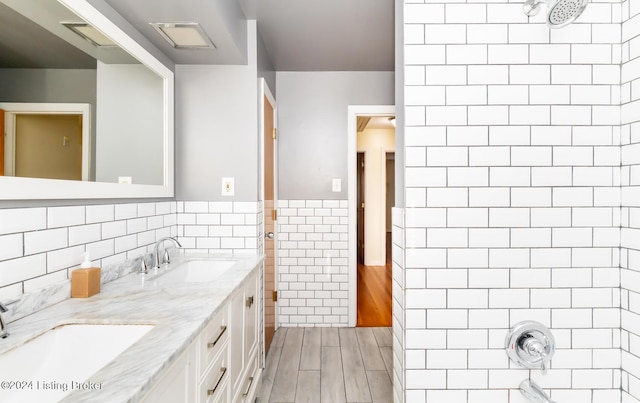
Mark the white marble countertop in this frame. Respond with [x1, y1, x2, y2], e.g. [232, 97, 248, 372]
[0, 254, 264, 403]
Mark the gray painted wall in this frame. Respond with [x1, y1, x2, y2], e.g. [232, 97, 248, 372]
[0, 68, 98, 180]
[95, 62, 164, 185]
[257, 28, 276, 97]
[175, 64, 259, 201]
[276, 71, 394, 200]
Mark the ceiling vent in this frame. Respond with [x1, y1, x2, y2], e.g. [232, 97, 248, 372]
[150, 22, 216, 49]
[61, 22, 116, 47]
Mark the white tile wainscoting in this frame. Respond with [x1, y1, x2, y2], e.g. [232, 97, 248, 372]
[175, 201, 263, 254]
[276, 200, 349, 326]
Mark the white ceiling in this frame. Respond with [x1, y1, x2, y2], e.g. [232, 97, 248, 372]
[105, 0, 395, 71]
[251, 0, 395, 71]
[0, 0, 394, 71]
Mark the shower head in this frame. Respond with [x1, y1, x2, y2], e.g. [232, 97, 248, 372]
[523, 0, 588, 28]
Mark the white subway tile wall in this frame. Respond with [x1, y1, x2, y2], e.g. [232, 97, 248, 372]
[400, 0, 622, 401]
[175, 201, 262, 254]
[276, 200, 349, 326]
[622, 0, 640, 401]
[0, 202, 177, 301]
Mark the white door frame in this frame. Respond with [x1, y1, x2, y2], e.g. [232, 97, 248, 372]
[259, 78, 278, 361]
[347, 105, 395, 327]
[0, 103, 91, 181]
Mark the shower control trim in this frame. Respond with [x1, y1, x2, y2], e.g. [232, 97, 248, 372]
[506, 320, 555, 375]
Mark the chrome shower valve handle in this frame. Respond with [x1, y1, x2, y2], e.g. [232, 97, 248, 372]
[506, 321, 555, 375]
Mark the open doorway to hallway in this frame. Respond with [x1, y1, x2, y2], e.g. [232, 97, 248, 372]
[355, 116, 394, 327]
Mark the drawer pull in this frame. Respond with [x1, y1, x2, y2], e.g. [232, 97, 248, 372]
[207, 367, 227, 396]
[241, 376, 254, 398]
[246, 296, 254, 308]
[207, 325, 228, 349]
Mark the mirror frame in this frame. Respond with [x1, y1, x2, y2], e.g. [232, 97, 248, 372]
[0, 0, 174, 199]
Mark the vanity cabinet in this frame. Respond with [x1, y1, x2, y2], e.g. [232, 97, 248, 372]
[140, 268, 260, 403]
[140, 341, 196, 403]
[229, 270, 260, 403]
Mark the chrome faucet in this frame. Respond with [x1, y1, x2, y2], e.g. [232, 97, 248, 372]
[153, 237, 182, 270]
[520, 379, 556, 403]
[0, 301, 11, 338]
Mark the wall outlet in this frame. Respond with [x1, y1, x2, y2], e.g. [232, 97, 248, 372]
[118, 176, 132, 184]
[332, 178, 341, 192]
[222, 177, 235, 196]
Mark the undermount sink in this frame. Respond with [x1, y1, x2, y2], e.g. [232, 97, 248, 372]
[0, 323, 154, 402]
[148, 259, 237, 285]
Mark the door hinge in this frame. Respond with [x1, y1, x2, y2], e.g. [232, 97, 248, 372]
[272, 210, 277, 221]
[272, 291, 278, 302]
[272, 128, 277, 140]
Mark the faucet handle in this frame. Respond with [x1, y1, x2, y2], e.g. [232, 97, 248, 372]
[506, 321, 555, 375]
[163, 250, 171, 265]
[0, 302, 8, 313]
[139, 259, 148, 275]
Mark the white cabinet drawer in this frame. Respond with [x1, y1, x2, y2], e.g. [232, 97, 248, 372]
[199, 309, 228, 378]
[211, 379, 228, 403]
[198, 345, 228, 403]
[234, 351, 259, 403]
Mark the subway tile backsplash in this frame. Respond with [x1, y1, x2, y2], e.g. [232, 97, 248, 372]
[0, 202, 177, 301]
[0, 200, 263, 323]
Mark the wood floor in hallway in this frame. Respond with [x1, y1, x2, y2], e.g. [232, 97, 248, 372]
[258, 327, 393, 403]
[357, 262, 392, 327]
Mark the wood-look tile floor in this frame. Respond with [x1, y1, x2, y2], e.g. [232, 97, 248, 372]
[258, 327, 393, 403]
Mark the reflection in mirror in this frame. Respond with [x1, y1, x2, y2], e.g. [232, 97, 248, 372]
[0, 0, 164, 186]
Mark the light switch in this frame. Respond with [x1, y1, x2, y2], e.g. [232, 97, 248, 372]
[332, 178, 341, 192]
[222, 177, 235, 196]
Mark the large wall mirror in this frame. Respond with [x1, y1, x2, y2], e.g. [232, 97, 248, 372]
[0, 0, 174, 199]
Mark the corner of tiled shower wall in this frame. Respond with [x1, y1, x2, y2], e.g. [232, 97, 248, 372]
[402, 0, 623, 400]
[277, 200, 349, 327]
[175, 201, 263, 254]
[0, 201, 177, 320]
[392, 207, 406, 403]
[620, 0, 640, 400]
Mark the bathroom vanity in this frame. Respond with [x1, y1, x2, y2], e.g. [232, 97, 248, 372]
[141, 261, 261, 403]
[0, 254, 263, 403]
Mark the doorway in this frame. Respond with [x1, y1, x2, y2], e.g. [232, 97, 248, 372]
[357, 152, 365, 265]
[0, 103, 90, 181]
[261, 80, 278, 358]
[355, 115, 395, 327]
